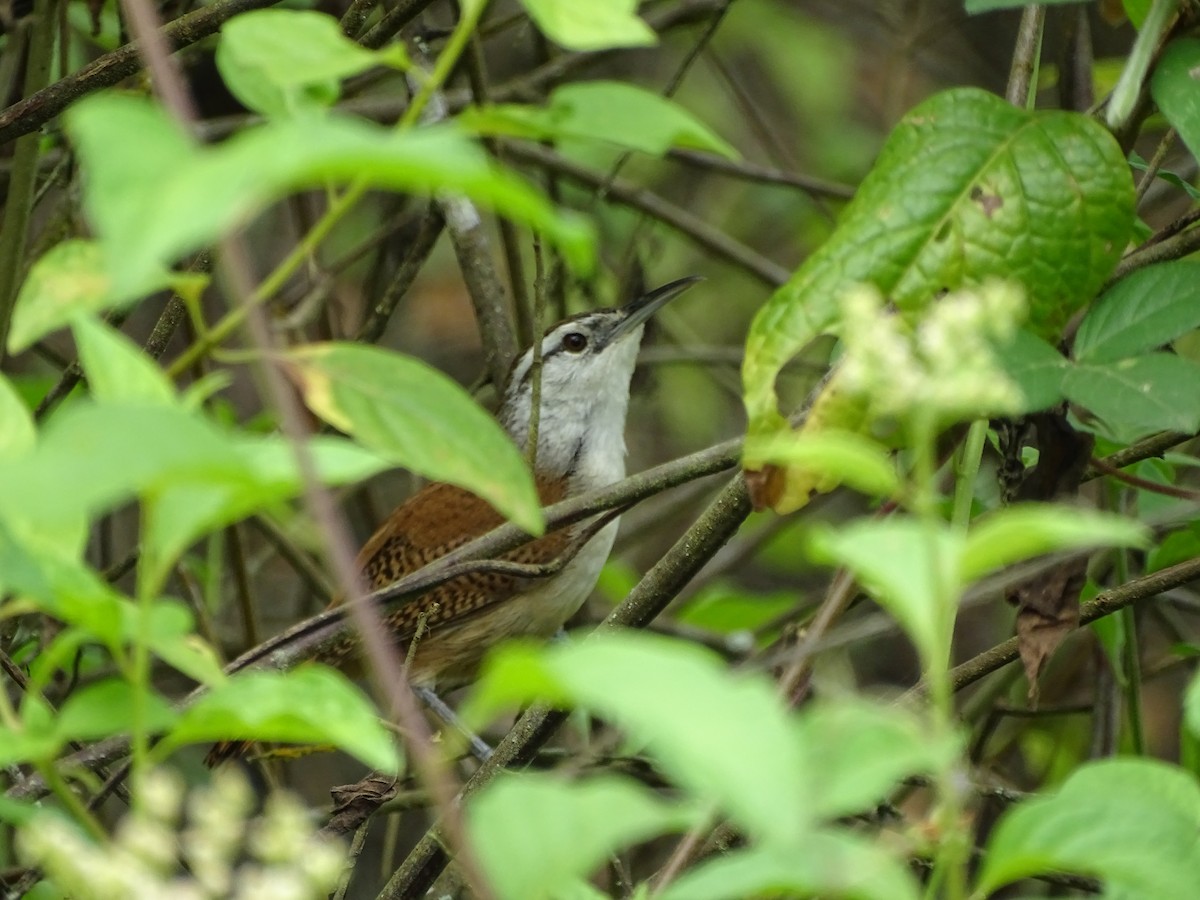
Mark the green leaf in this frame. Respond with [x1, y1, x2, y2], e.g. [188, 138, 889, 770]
[55, 679, 177, 742]
[14, 882, 62, 900]
[961, 504, 1148, 581]
[796, 700, 958, 820]
[162, 667, 400, 772]
[1074, 262, 1200, 362]
[1130, 458, 1188, 521]
[462, 81, 737, 159]
[1186, 671, 1200, 737]
[1148, 526, 1200, 573]
[71, 315, 176, 405]
[995, 328, 1069, 412]
[142, 433, 390, 587]
[141, 600, 228, 687]
[0, 374, 35, 460]
[659, 835, 920, 900]
[1064, 352, 1200, 439]
[286, 342, 543, 534]
[1152, 38, 1200, 163]
[743, 87, 1133, 441]
[0, 523, 226, 685]
[1124, 0, 1152, 27]
[978, 758, 1200, 896]
[0, 727, 60, 768]
[0, 400, 386, 587]
[466, 632, 810, 845]
[1129, 152, 1200, 201]
[676, 584, 796, 641]
[0, 795, 38, 826]
[743, 429, 900, 499]
[66, 95, 594, 299]
[0, 519, 127, 646]
[808, 519, 963, 669]
[468, 773, 698, 900]
[0, 403, 246, 535]
[518, 0, 656, 51]
[8, 240, 186, 353]
[217, 10, 408, 118]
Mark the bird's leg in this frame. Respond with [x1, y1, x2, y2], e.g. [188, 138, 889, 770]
[413, 685, 494, 763]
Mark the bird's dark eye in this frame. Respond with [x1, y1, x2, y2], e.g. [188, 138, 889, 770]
[562, 332, 588, 353]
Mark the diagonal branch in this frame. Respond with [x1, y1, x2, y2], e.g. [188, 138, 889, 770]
[4, 435, 742, 801]
[504, 141, 791, 288]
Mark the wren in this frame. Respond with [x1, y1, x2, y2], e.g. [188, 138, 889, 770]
[208, 276, 699, 764]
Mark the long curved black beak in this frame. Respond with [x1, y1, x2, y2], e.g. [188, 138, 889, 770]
[612, 275, 703, 341]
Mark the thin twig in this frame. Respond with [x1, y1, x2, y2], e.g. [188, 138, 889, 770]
[1088, 454, 1200, 501]
[225, 525, 260, 649]
[505, 141, 790, 287]
[358, 0, 436, 50]
[246, 514, 335, 603]
[355, 204, 445, 344]
[1135, 128, 1177, 205]
[1005, 5, 1044, 109]
[1083, 430, 1191, 478]
[668, 148, 855, 200]
[112, 0, 492, 891]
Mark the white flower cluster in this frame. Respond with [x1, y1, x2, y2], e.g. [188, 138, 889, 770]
[837, 281, 1026, 424]
[19, 769, 346, 900]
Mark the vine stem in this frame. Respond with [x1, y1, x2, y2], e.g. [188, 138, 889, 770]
[952, 419, 987, 532]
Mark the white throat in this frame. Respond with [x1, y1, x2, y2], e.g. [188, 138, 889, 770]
[499, 326, 643, 492]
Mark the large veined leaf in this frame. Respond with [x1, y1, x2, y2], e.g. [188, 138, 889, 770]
[742, 87, 1133, 450]
[285, 342, 543, 534]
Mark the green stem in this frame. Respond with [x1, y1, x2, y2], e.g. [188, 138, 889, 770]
[1105, 480, 1145, 755]
[1112, 537, 1145, 754]
[129, 514, 173, 783]
[912, 414, 967, 900]
[1106, 0, 1178, 130]
[38, 762, 107, 841]
[1119, 606, 1145, 754]
[952, 420, 987, 532]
